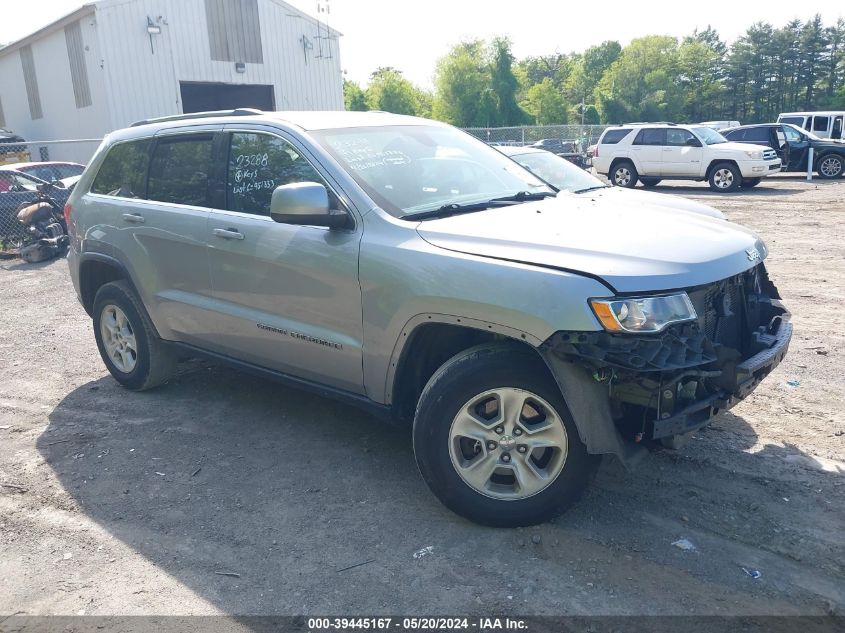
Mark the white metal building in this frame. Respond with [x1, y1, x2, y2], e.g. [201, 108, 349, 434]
[0, 0, 343, 162]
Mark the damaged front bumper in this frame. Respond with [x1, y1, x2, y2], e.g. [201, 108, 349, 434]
[541, 264, 791, 463]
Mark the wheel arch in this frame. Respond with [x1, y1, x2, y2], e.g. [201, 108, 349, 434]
[705, 159, 740, 181]
[387, 317, 545, 424]
[79, 253, 133, 317]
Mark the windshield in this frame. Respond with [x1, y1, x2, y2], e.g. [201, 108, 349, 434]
[311, 125, 552, 217]
[508, 150, 603, 192]
[779, 116, 805, 127]
[691, 127, 728, 145]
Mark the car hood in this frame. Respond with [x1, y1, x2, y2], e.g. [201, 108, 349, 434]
[415, 196, 765, 293]
[571, 187, 725, 219]
[711, 141, 771, 154]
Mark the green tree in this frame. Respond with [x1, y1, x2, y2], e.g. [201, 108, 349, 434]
[365, 67, 422, 116]
[343, 79, 367, 111]
[522, 78, 568, 124]
[489, 37, 531, 125]
[432, 41, 493, 126]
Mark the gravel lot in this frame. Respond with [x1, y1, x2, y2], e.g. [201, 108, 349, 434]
[1, 173, 843, 618]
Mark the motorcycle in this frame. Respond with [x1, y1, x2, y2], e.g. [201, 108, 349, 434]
[15, 184, 69, 264]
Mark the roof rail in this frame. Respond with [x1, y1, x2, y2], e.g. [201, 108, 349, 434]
[623, 121, 678, 126]
[130, 108, 265, 127]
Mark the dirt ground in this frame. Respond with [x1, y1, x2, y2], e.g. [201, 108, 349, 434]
[0, 173, 843, 618]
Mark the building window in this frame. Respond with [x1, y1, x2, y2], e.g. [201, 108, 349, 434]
[19, 45, 43, 120]
[205, 0, 264, 64]
[65, 20, 92, 109]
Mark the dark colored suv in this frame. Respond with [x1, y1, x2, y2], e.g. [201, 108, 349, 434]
[723, 123, 845, 179]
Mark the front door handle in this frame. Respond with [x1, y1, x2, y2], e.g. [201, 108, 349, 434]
[213, 228, 245, 241]
[122, 213, 145, 224]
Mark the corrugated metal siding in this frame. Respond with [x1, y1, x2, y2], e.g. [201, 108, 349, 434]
[205, 0, 264, 63]
[65, 20, 93, 108]
[96, 0, 343, 128]
[0, 96, 5, 128]
[19, 45, 43, 120]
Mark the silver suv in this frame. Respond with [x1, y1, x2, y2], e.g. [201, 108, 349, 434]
[66, 110, 792, 526]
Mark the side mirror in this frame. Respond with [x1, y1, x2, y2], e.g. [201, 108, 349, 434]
[269, 182, 351, 229]
[685, 137, 702, 147]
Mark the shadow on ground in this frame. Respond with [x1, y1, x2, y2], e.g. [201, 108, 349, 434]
[36, 360, 844, 615]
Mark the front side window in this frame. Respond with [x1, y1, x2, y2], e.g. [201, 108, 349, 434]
[312, 125, 550, 218]
[226, 132, 331, 216]
[633, 128, 665, 146]
[147, 135, 214, 206]
[783, 125, 804, 143]
[665, 129, 697, 146]
[91, 139, 151, 198]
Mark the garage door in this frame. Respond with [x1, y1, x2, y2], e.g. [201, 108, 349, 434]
[180, 82, 275, 113]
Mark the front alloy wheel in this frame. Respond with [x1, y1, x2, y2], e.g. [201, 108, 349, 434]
[413, 344, 600, 527]
[449, 388, 568, 500]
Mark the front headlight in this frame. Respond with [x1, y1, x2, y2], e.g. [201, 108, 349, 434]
[744, 150, 763, 160]
[589, 293, 697, 333]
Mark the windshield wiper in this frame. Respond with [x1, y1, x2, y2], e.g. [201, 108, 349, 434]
[572, 185, 609, 194]
[404, 191, 556, 221]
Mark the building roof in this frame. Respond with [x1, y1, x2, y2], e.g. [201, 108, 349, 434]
[0, 0, 340, 59]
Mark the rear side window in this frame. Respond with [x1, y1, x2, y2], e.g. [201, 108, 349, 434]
[812, 116, 829, 132]
[227, 132, 331, 216]
[147, 135, 214, 206]
[742, 128, 772, 143]
[91, 139, 151, 198]
[633, 128, 665, 146]
[600, 129, 631, 144]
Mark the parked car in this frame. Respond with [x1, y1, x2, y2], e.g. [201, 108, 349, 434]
[496, 146, 725, 219]
[5, 161, 85, 183]
[0, 128, 29, 165]
[776, 111, 844, 140]
[66, 110, 791, 527]
[593, 123, 781, 192]
[723, 123, 845, 179]
[698, 120, 741, 131]
[530, 138, 588, 168]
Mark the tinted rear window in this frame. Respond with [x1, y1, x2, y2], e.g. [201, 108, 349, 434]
[90, 139, 151, 198]
[600, 129, 631, 144]
[633, 128, 665, 146]
[147, 135, 214, 206]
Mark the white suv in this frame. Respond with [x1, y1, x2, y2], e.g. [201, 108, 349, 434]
[593, 124, 781, 192]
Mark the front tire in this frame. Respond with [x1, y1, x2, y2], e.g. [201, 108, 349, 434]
[740, 177, 761, 188]
[92, 281, 176, 391]
[413, 344, 600, 527]
[817, 154, 844, 179]
[709, 162, 741, 192]
[610, 161, 638, 188]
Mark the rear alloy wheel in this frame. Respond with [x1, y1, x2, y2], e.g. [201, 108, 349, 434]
[640, 177, 661, 188]
[740, 177, 761, 188]
[817, 155, 844, 179]
[708, 162, 741, 192]
[610, 161, 638, 188]
[413, 344, 600, 527]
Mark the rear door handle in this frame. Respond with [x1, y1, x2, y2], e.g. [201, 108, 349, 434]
[122, 213, 145, 224]
[213, 228, 245, 241]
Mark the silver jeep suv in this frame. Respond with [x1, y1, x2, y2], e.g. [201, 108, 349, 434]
[66, 110, 792, 526]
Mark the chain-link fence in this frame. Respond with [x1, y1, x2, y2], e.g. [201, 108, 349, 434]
[462, 125, 609, 148]
[1, 139, 101, 249]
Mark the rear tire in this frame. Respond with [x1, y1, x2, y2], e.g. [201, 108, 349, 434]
[708, 162, 741, 192]
[740, 177, 761, 188]
[610, 161, 638, 188]
[816, 154, 844, 179]
[640, 177, 661, 188]
[92, 281, 176, 391]
[413, 344, 600, 527]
